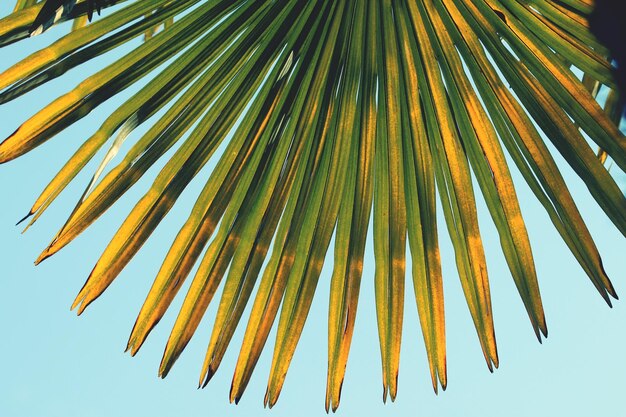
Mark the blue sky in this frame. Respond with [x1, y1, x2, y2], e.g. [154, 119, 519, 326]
[1, 4, 625, 417]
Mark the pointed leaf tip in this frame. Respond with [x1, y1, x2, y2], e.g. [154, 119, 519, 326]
[200, 366, 214, 389]
[15, 212, 33, 227]
[228, 384, 238, 404]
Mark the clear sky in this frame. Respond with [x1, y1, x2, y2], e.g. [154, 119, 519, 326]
[1, 4, 625, 417]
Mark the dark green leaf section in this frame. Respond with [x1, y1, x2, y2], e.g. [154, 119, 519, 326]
[1, 0, 624, 409]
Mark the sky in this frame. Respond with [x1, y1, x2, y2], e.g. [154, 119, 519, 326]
[1, 4, 626, 417]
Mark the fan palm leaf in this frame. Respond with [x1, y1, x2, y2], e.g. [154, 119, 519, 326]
[0, 0, 624, 410]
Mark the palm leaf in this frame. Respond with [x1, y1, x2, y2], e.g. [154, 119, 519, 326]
[0, 0, 624, 409]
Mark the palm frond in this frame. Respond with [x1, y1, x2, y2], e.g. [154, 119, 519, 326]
[0, 0, 624, 409]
